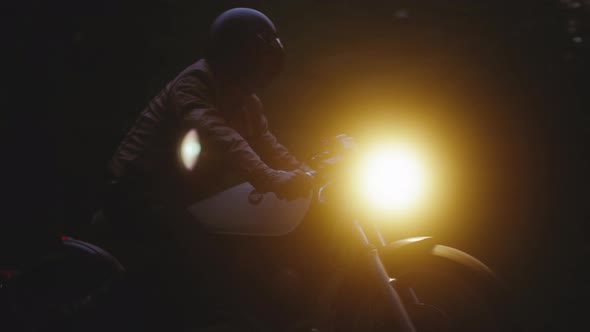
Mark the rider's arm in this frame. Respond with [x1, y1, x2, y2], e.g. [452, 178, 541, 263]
[255, 115, 305, 171]
[248, 96, 311, 172]
[170, 73, 276, 189]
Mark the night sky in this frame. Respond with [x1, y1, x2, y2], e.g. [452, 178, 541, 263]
[4, 0, 590, 331]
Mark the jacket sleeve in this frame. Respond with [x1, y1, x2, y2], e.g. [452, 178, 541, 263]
[170, 73, 274, 187]
[249, 97, 304, 171]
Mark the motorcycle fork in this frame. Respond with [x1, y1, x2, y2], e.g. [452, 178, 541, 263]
[352, 220, 417, 332]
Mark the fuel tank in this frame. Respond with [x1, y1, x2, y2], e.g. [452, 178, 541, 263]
[186, 182, 312, 236]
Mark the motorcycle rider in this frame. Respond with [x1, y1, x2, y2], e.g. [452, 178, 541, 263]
[103, 7, 313, 329]
[107, 7, 311, 219]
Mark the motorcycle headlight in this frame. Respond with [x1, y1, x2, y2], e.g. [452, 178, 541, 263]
[357, 144, 431, 214]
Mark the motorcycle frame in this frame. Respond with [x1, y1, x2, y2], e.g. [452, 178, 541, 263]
[345, 218, 417, 332]
[309, 157, 417, 332]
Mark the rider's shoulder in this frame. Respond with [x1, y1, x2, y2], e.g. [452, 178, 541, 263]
[167, 59, 214, 98]
[245, 94, 264, 113]
[172, 59, 213, 88]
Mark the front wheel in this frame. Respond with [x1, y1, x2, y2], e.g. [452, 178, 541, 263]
[383, 244, 513, 332]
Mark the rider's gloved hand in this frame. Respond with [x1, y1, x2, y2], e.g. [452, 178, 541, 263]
[263, 169, 313, 200]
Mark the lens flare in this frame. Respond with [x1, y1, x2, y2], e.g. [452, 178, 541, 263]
[180, 129, 201, 170]
[359, 145, 429, 213]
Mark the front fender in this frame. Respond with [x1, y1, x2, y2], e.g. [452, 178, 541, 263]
[380, 236, 497, 285]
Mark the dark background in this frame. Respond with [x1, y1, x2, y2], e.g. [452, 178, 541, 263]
[4, 0, 589, 331]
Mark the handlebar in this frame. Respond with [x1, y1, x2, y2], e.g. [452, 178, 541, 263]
[250, 134, 354, 199]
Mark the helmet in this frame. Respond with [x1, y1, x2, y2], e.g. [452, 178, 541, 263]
[206, 8, 285, 92]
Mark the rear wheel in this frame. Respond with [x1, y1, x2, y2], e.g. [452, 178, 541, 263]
[3, 239, 125, 332]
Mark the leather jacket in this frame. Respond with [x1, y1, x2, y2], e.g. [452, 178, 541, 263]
[108, 59, 303, 206]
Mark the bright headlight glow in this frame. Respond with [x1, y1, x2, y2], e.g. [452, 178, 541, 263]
[359, 145, 430, 213]
[180, 129, 201, 170]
